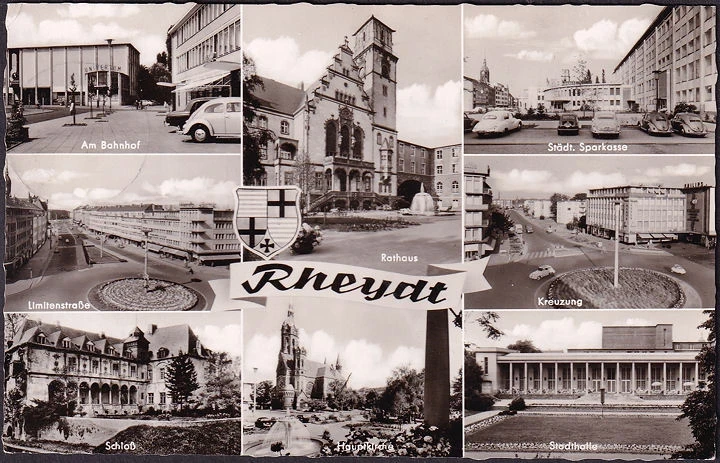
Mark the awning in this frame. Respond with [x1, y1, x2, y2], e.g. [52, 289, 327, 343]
[172, 71, 230, 93]
[650, 234, 663, 239]
[637, 233, 652, 239]
[199, 254, 241, 262]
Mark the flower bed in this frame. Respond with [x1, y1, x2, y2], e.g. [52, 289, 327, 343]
[89, 278, 200, 311]
[547, 267, 684, 308]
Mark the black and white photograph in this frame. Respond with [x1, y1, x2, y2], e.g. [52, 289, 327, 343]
[5, 3, 242, 153]
[3, 311, 243, 454]
[242, 296, 462, 457]
[4, 154, 242, 311]
[242, 4, 463, 274]
[463, 310, 715, 460]
[463, 155, 715, 309]
[463, 5, 716, 154]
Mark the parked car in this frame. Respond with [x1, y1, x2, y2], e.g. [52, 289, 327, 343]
[671, 112, 708, 137]
[182, 97, 242, 142]
[165, 97, 216, 129]
[255, 417, 277, 429]
[591, 111, 620, 138]
[525, 225, 534, 233]
[545, 226, 553, 233]
[670, 264, 687, 275]
[529, 265, 556, 280]
[464, 113, 481, 132]
[557, 113, 580, 135]
[640, 112, 673, 136]
[472, 110, 521, 136]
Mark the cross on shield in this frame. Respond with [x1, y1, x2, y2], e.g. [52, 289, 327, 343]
[235, 186, 302, 260]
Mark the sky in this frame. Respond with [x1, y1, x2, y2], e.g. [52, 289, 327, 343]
[10, 312, 243, 358]
[244, 4, 462, 148]
[7, 154, 242, 211]
[464, 5, 665, 95]
[243, 296, 462, 389]
[7, 3, 190, 66]
[465, 155, 715, 200]
[464, 310, 710, 351]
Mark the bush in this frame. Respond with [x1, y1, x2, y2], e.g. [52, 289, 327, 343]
[508, 397, 526, 411]
[465, 390, 496, 412]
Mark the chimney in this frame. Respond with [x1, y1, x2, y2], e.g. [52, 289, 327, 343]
[147, 324, 157, 335]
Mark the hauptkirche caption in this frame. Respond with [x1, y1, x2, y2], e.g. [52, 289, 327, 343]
[81, 140, 142, 150]
[548, 142, 628, 152]
[28, 301, 93, 310]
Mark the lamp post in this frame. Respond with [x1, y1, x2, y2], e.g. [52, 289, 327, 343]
[106, 39, 113, 112]
[141, 226, 152, 290]
[252, 367, 258, 413]
[613, 201, 621, 288]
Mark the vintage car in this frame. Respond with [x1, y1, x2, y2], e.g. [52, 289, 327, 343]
[557, 113, 580, 135]
[472, 110, 522, 136]
[165, 97, 216, 129]
[640, 112, 673, 135]
[671, 112, 708, 137]
[529, 265, 556, 280]
[670, 264, 687, 275]
[591, 111, 620, 138]
[182, 97, 242, 142]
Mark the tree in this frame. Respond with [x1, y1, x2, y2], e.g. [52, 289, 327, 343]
[378, 366, 424, 423]
[601, 69, 606, 83]
[571, 192, 587, 201]
[507, 340, 541, 353]
[293, 150, 315, 213]
[673, 309, 716, 459]
[243, 54, 274, 185]
[253, 380, 274, 409]
[463, 349, 496, 411]
[164, 355, 200, 410]
[326, 379, 352, 410]
[673, 102, 698, 116]
[550, 193, 570, 218]
[572, 56, 589, 84]
[489, 205, 514, 237]
[578, 215, 587, 231]
[197, 352, 242, 413]
[537, 103, 546, 117]
[5, 313, 28, 341]
[526, 107, 536, 117]
[584, 69, 592, 85]
[473, 312, 504, 340]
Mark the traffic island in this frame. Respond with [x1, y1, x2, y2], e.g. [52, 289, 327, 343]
[546, 267, 685, 309]
[89, 277, 201, 311]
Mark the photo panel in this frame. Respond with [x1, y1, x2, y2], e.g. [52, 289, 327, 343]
[4, 154, 242, 312]
[463, 5, 716, 155]
[242, 4, 463, 275]
[5, 3, 242, 154]
[462, 309, 714, 460]
[463, 155, 715, 310]
[242, 296, 463, 457]
[3, 311, 243, 454]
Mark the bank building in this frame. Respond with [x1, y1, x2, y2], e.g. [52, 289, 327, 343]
[468, 324, 707, 396]
[274, 308, 348, 409]
[4, 318, 212, 420]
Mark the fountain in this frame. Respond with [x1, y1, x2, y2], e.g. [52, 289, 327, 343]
[408, 183, 435, 215]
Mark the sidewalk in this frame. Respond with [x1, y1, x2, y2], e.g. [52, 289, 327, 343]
[5, 238, 55, 296]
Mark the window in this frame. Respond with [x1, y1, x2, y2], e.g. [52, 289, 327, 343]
[226, 102, 241, 112]
[147, 393, 154, 404]
[376, 133, 382, 145]
[452, 181, 459, 192]
[258, 116, 268, 129]
[36, 333, 47, 344]
[160, 392, 166, 404]
[452, 148, 457, 157]
[383, 107, 387, 117]
[62, 338, 72, 348]
[160, 367, 166, 380]
[148, 367, 153, 381]
[130, 365, 137, 377]
[436, 165, 443, 175]
[399, 159, 404, 171]
[325, 120, 337, 156]
[204, 103, 224, 113]
[452, 164, 457, 173]
[436, 182, 443, 192]
[91, 360, 99, 373]
[436, 150, 442, 160]
[280, 120, 289, 135]
[352, 127, 363, 159]
[382, 85, 388, 96]
[68, 357, 77, 372]
[284, 172, 294, 185]
[411, 161, 415, 173]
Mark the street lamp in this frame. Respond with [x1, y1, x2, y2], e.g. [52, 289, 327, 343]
[140, 226, 152, 290]
[106, 39, 113, 113]
[613, 201, 621, 288]
[252, 367, 258, 412]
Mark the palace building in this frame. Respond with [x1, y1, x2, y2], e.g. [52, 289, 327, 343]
[469, 324, 707, 395]
[4, 319, 212, 420]
[246, 16, 460, 213]
[4, 43, 140, 106]
[72, 203, 242, 266]
[274, 308, 348, 409]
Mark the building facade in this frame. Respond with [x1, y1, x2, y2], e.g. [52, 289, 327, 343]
[556, 200, 587, 225]
[167, 3, 242, 108]
[72, 203, 242, 265]
[543, 82, 632, 113]
[4, 43, 140, 106]
[469, 324, 707, 395]
[524, 199, 552, 219]
[681, 183, 716, 247]
[433, 144, 462, 211]
[464, 166, 493, 260]
[274, 308, 347, 409]
[587, 186, 686, 244]
[396, 140, 434, 205]
[4, 319, 211, 419]
[613, 6, 716, 119]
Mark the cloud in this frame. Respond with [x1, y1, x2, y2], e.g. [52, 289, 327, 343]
[50, 187, 122, 210]
[492, 168, 628, 196]
[573, 18, 651, 59]
[465, 14, 536, 40]
[142, 178, 237, 208]
[246, 37, 333, 87]
[503, 318, 604, 351]
[57, 4, 141, 18]
[644, 164, 711, 178]
[20, 168, 89, 184]
[195, 324, 243, 358]
[397, 80, 461, 146]
[505, 50, 554, 62]
[245, 333, 281, 383]
[621, 318, 651, 326]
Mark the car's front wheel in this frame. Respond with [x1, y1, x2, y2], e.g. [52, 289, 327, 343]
[191, 125, 210, 143]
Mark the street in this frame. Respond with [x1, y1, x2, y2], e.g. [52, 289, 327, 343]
[465, 210, 715, 309]
[8, 105, 241, 154]
[464, 122, 715, 154]
[5, 221, 229, 311]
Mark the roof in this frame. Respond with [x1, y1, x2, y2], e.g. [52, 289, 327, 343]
[614, 6, 673, 73]
[497, 351, 700, 362]
[145, 324, 205, 357]
[249, 77, 305, 116]
[12, 319, 126, 352]
[352, 15, 396, 37]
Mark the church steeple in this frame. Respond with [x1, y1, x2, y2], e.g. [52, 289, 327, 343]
[479, 57, 490, 84]
[280, 305, 299, 355]
[335, 353, 342, 371]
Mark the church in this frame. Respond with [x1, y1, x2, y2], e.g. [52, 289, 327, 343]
[247, 16, 460, 212]
[274, 308, 348, 409]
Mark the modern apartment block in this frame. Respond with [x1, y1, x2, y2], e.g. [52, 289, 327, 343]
[464, 166, 493, 260]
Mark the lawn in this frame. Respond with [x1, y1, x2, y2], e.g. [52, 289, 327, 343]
[548, 268, 683, 308]
[305, 216, 419, 232]
[466, 415, 693, 446]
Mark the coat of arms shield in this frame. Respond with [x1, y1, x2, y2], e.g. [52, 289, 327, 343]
[234, 186, 302, 260]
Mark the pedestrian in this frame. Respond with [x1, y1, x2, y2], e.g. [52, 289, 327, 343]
[188, 267, 194, 275]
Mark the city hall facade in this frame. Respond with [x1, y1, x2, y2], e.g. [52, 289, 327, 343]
[469, 324, 707, 395]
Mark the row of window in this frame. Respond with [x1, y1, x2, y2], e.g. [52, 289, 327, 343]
[147, 392, 168, 405]
[173, 4, 233, 46]
[176, 20, 241, 74]
[436, 181, 460, 194]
